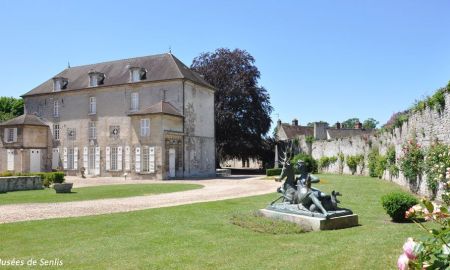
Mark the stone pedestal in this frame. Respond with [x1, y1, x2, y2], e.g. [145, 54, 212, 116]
[259, 209, 359, 231]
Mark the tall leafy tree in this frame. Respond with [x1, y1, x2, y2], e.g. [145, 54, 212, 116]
[191, 48, 273, 165]
[0, 97, 23, 121]
[341, 118, 360, 128]
[362, 118, 379, 129]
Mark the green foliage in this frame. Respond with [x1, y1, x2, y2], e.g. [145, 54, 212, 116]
[291, 153, 318, 173]
[424, 142, 450, 195]
[368, 148, 380, 177]
[362, 118, 379, 129]
[337, 152, 345, 174]
[230, 211, 305, 234]
[318, 156, 337, 171]
[341, 118, 360, 129]
[0, 172, 65, 188]
[305, 135, 315, 144]
[400, 139, 425, 183]
[266, 168, 282, 177]
[346, 155, 363, 175]
[0, 97, 24, 121]
[381, 192, 419, 222]
[375, 155, 387, 179]
[386, 146, 399, 178]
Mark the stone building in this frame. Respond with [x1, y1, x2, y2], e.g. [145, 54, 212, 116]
[0, 53, 216, 179]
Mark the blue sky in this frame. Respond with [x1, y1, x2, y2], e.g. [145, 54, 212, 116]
[1, 1, 449, 128]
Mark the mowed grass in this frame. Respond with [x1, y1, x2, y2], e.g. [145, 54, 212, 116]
[0, 184, 202, 205]
[0, 175, 427, 270]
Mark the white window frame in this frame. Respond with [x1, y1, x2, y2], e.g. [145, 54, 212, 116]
[53, 80, 61, 92]
[89, 122, 96, 140]
[110, 146, 118, 171]
[131, 92, 139, 111]
[67, 148, 74, 170]
[89, 75, 98, 87]
[53, 124, 60, 141]
[53, 100, 59, 117]
[4, 128, 17, 143]
[131, 69, 140, 82]
[140, 119, 150, 137]
[142, 146, 150, 173]
[89, 97, 96, 114]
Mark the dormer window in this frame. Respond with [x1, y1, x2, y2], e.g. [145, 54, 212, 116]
[53, 77, 68, 92]
[129, 67, 147, 82]
[88, 71, 105, 87]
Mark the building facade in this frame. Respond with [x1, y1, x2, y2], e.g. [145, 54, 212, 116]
[0, 53, 216, 179]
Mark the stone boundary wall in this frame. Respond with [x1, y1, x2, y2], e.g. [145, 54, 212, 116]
[0, 176, 43, 193]
[301, 93, 450, 199]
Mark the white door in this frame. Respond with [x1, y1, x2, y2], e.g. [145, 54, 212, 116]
[7, 149, 14, 171]
[52, 148, 60, 169]
[169, 148, 176, 178]
[30, 149, 41, 172]
[88, 147, 96, 175]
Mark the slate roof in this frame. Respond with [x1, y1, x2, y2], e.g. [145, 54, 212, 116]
[279, 123, 314, 139]
[128, 101, 183, 117]
[22, 53, 214, 97]
[0, 114, 49, 126]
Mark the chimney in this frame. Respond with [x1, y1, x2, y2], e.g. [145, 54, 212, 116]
[277, 119, 282, 127]
[335, 122, 341, 129]
[292, 118, 298, 126]
[355, 121, 363, 129]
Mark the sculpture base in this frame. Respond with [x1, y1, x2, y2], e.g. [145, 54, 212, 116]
[259, 209, 359, 231]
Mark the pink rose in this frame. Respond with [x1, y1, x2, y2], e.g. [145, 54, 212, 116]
[398, 253, 410, 270]
[403, 238, 418, 260]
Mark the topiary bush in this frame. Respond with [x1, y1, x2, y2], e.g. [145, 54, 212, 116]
[381, 192, 419, 222]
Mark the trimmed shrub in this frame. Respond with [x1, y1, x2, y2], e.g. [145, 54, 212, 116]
[381, 192, 419, 222]
[266, 168, 282, 177]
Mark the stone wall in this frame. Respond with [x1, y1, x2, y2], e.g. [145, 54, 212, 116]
[0, 176, 43, 193]
[300, 92, 450, 199]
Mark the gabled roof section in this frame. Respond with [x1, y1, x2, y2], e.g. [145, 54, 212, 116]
[0, 114, 49, 126]
[22, 53, 215, 97]
[128, 101, 183, 117]
[278, 123, 314, 140]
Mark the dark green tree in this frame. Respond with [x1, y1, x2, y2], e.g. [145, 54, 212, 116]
[307, 121, 329, 127]
[341, 118, 360, 129]
[0, 97, 23, 121]
[362, 118, 379, 129]
[191, 48, 273, 166]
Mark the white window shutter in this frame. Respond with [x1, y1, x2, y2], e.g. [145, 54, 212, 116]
[63, 147, 68, 169]
[73, 147, 78, 170]
[149, 147, 155, 173]
[135, 147, 141, 173]
[3, 129, 7, 143]
[13, 128, 17, 142]
[105, 146, 110, 171]
[125, 146, 130, 171]
[7, 150, 14, 171]
[83, 147, 88, 169]
[95, 147, 100, 175]
[117, 146, 123, 171]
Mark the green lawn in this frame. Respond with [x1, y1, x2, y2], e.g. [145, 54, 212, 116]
[0, 175, 427, 270]
[0, 184, 202, 205]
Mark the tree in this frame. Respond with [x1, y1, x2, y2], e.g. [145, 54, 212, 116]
[341, 118, 360, 129]
[191, 48, 273, 166]
[362, 118, 379, 129]
[0, 97, 23, 121]
[307, 121, 329, 127]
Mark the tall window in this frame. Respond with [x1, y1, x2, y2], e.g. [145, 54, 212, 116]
[140, 119, 150, 137]
[4, 128, 17, 143]
[53, 100, 59, 117]
[89, 122, 96, 140]
[53, 124, 60, 141]
[131, 92, 139, 111]
[110, 147, 118, 171]
[89, 97, 96, 114]
[142, 147, 150, 172]
[67, 148, 74, 170]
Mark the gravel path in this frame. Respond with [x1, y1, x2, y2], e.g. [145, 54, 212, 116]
[0, 176, 278, 224]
